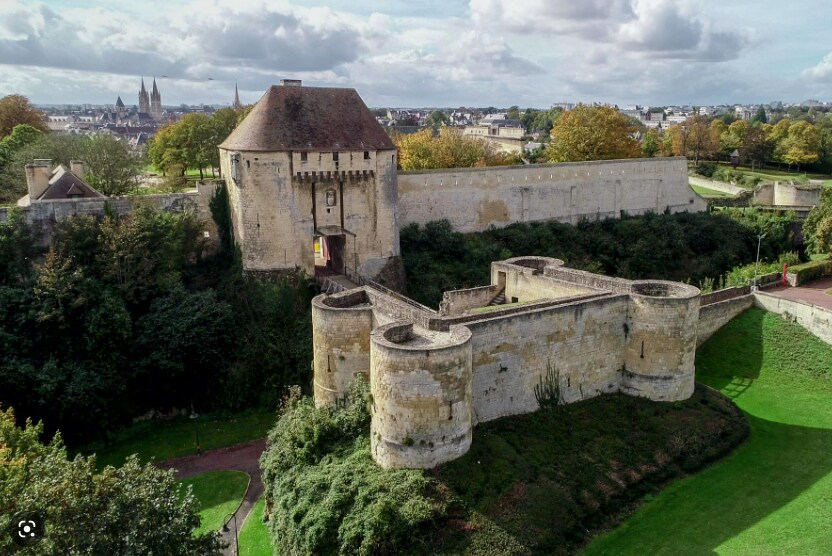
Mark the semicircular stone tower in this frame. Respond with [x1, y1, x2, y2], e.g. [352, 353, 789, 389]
[312, 290, 373, 406]
[370, 322, 473, 469]
[621, 280, 700, 401]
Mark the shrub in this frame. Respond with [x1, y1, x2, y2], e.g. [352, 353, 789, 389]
[261, 379, 447, 555]
[695, 161, 717, 178]
[787, 259, 832, 286]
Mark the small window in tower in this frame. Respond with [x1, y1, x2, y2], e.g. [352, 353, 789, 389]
[332, 152, 339, 162]
[300, 152, 307, 162]
[364, 151, 370, 160]
[326, 188, 337, 206]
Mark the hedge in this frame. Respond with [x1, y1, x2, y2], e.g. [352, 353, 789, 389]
[786, 259, 832, 286]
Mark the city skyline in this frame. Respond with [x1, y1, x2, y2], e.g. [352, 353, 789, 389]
[1, 0, 831, 108]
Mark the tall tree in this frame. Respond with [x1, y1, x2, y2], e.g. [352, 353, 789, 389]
[780, 120, 820, 171]
[671, 115, 719, 165]
[0, 95, 47, 137]
[546, 104, 641, 163]
[81, 135, 143, 195]
[0, 124, 43, 165]
[642, 128, 661, 158]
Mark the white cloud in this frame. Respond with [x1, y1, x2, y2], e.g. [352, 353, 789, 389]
[803, 52, 832, 81]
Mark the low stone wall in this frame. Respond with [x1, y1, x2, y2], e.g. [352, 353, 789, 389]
[697, 295, 754, 346]
[1, 183, 220, 247]
[753, 292, 832, 345]
[440, 285, 501, 316]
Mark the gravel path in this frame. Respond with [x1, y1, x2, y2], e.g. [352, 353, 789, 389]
[765, 277, 832, 310]
[157, 438, 267, 555]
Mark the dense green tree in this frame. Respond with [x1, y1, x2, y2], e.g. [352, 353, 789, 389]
[506, 105, 521, 120]
[803, 188, 832, 257]
[546, 104, 641, 163]
[642, 128, 661, 158]
[0, 209, 39, 285]
[0, 407, 223, 555]
[0, 124, 43, 165]
[0, 94, 47, 137]
[81, 134, 143, 195]
[752, 106, 768, 125]
[426, 110, 449, 127]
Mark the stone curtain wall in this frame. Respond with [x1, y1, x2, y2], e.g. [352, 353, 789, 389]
[697, 295, 755, 346]
[0, 183, 219, 246]
[464, 295, 631, 424]
[398, 157, 707, 232]
[754, 292, 832, 345]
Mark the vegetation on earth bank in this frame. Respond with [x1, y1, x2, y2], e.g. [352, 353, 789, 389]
[260, 380, 747, 555]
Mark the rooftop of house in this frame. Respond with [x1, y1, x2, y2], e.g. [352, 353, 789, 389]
[219, 82, 396, 152]
[38, 165, 104, 201]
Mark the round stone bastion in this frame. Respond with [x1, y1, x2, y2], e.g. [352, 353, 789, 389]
[370, 322, 473, 469]
[312, 290, 374, 407]
[621, 280, 701, 402]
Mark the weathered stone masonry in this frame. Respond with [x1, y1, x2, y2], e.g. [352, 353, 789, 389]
[313, 256, 701, 469]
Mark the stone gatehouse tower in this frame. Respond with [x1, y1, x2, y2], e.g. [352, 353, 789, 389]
[218, 81, 400, 281]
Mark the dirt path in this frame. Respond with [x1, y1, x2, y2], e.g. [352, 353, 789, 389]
[157, 438, 267, 555]
[765, 277, 832, 310]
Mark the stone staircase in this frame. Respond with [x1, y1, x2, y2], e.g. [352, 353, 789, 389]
[489, 287, 506, 306]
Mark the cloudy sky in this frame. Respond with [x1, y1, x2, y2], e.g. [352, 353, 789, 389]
[1, 0, 831, 108]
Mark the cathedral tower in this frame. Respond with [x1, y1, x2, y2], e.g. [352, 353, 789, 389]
[138, 78, 150, 114]
[150, 78, 162, 120]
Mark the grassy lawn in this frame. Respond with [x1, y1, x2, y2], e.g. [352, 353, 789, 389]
[238, 497, 273, 556]
[178, 470, 250, 535]
[690, 184, 735, 198]
[585, 308, 832, 555]
[79, 409, 276, 469]
[718, 163, 832, 181]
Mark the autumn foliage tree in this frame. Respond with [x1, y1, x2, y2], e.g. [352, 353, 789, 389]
[0, 94, 47, 138]
[667, 115, 719, 165]
[546, 104, 641, 163]
[392, 127, 520, 170]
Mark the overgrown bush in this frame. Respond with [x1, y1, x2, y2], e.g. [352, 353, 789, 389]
[261, 380, 447, 555]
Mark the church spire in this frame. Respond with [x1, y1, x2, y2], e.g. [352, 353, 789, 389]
[151, 77, 159, 100]
[140, 77, 147, 94]
[233, 83, 242, 109]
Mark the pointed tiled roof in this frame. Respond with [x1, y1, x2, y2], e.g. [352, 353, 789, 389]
[116, 96, 125, 108]
[219, 85, 395, 152]
[38, 165, 104, 201]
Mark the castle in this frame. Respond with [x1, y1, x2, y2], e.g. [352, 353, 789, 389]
[312, 256, 701, 468]
[218, 80, 707, 285]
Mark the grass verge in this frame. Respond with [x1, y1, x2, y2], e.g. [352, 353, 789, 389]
[79, 409, 276, 469]
[690, 184, 735, 198]
[585, 308, 832, 554]
[238, 497, 273, 556]
[178, 470, 250, 535]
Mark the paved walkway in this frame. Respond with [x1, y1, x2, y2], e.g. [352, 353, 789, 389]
[157, 438, 267, 555]
[765, 278, 832, 310]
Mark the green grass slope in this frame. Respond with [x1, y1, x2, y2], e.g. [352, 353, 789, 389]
[419, 385, 748, 554]
[239, 497, 273, 556]
[177, 470, 250, 535]
[585, 308, 832, 555]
